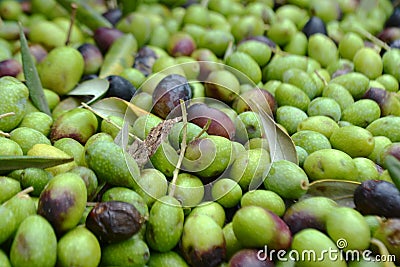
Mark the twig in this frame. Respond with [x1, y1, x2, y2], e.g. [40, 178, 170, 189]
[0, 112, 15, 120]
[169, 100, 188, 197]
[355, 26, 391, 51]
[65, 3, 78, 46]
[314, 70, 328, 86]
[193, 118, 211, 141]
[0, 130, 10, 138]
[81, 102, 140, 141]
[17, 186, 34, 196]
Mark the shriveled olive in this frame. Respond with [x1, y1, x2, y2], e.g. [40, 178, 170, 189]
[85, 201, 145, 244]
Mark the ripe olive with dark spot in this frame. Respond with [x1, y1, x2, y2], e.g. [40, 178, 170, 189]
[85, 201, 145, 244]
[152, 74, 192, 119]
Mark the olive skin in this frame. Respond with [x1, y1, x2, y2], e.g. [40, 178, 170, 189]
[354, 180, 400, 218]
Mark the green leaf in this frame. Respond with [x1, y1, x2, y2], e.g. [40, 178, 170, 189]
[0, 156, 73, 171]
[89, 97, 149, 120]
[56, 0, 112, 31]
[19, 23, 51, 116]
[99, 34, 137, 78]
[67, 78, 109, 105]
[247, 100, 298, 190]
[300, 179, 361, 208]
[385, 155, 400, 191]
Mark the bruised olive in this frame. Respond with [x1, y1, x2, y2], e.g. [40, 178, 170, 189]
[302, 16, 327, 38]
[229, 249, 274, 267]
[354, 180, 400, 218]
[85, 201, 145, 244]
[105, 75, 137, 101]
[134, 46, 159, 76]
[239, 35, 277, 49]
[152, 74, 192, 119]
[93, 27, 124, 54]
[102, 8, 122, 25]
[0, 59, 22, 78]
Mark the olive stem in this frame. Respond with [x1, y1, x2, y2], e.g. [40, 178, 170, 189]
[0, 130, 10, 138]
[86, 202, 99, 207]
[65, 3, 78, 46]
[0, 112, 15, 120]
[355, 26, 391, 51]
[370, 238, 396, 267]
[193, 118, 211, 141]
[169, 99, 188, 197]
[17, 186, 34, 196]
[314, 70, 328, 87]
[81, 102, 141, 141]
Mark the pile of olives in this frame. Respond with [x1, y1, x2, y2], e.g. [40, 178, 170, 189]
[0, 0, 400, 266]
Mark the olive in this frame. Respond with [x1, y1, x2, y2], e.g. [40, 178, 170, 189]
[85, 201, 145, 244]
[354, 180, 400, 218]
[105, 75, 137, 101]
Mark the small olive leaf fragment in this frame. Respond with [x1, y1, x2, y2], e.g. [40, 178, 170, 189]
[56, 0, 112, 31]
[67, 78, 109, 105]
[370, 238, 396, 267]
[19, 23, 51, 116]
[117, 0, 141, 16]
[99, 34, 137, 79]
[127, 116, 182, 168]
[0, 156, 73, 171]
[300, 179, 361, 208]
[385, 155, 400, 191]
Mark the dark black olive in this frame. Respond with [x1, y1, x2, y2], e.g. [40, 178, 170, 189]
[386, 7, 400, 28]
[302, 16, 327, 38]
[354, 180, 400, 218]
[102, 8, 123, 25]
[85, 201, 145, 244]
[105, 75, 136, 101]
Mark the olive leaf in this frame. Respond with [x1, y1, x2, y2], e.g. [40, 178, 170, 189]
[248, 100, 298, 190]
[127, 117, 182, 168]
[56, 0, 112, 31]
[0, 156, 73, 171]
[67, 78, 110, 105]
[89, 97, 149, 119]
[253, 101, 298, 164]
[19, 23, 51, 116]
[99, 34, 137, 78]
[300, 179, 361, 208]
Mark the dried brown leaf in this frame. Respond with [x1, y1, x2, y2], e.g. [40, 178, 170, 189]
[127, 116, 182, 168]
